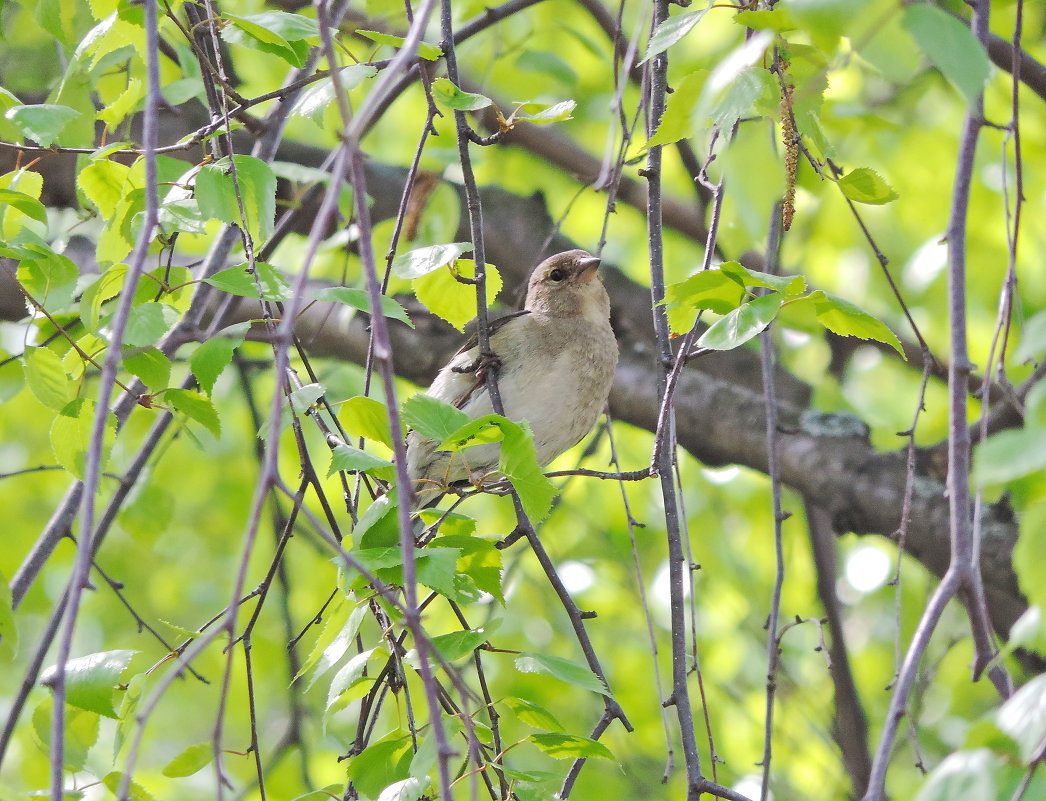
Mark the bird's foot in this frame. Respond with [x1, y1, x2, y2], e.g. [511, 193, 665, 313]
[452, 350, 502, 382]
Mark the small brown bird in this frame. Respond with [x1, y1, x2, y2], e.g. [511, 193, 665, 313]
[406, 249, 618, 502]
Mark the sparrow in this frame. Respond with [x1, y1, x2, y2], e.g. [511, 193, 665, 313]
[406, 249, 618, 503]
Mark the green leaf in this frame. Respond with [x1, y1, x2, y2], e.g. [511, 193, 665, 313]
[31, 699, 99, 772]
[101, 771, 156, 801]
[221, 12, 317, 67]
[836, 168, 899, 205]
[205, 262, 291, 301]
[403, 394, 470, 442]
[40, 649, 138, 719]
[416, 547, 463, 599]
[356, 30, 442, 61]
[292, 66, 378, 125]
[515, 50, 578, 87]
[353, 494, 400, 549]
[643, 6, 710, 62]
[50, 398, 117, 479]
[325, 648, 378, 716]
[24, 346, 75, 411]
[0, 188, 48, 225]
[328, 443, 393, 477]
[4, 104, 81, 147]
[428, 534, 503, 602]
[528, 733, 614, 760]
[18, 252, 78, 311]
[340, 396, 396, 450]
[0, 570, 17, 661]
[293, 596, 350, 683]
[345, 732, 414, 798]
[162, 742, 213, 778]
[973, 428, 1046, 487]
[315, 286, 414, 328]
[505, 697, 564, 731]
[514, 652, 610, 697]
[646, 71, 706, 148]
[189, 322, 249, 395]
[124, 302, 180, 348]
[290, 785, 345, 801]
[913, 749, 999, 801]
[903, 4, 990, 105]
[81, 263, 127, 334]
[413, 259, 502, 331]
[392, 242, 472, 280]
[430, 78, 492, 111]
[734, 8, 797, 33]
[403, 625, 494, 669]
[306, 600, 368, 690]
[164, 388, 221, 438]
[1013, 309, 1046, 364]
[709, 65, 776, 130]
[377, 777, 426, 801]
[697, 293, 783, 351]
[512, 100, 576, 124]
[810, 290, 905, 357]
[195, 156, 277, 245]
[720, 262, 806, 296]
[123, 347, 172, 391]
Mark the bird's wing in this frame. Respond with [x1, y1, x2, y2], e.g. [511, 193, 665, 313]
[455, 310, 531, 356]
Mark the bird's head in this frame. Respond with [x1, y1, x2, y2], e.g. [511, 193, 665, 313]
[524, 250, 610, 320]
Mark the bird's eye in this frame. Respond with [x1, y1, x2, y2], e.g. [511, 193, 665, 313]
[548, 268, 566, 282]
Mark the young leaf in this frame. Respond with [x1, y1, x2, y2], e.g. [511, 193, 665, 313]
[972, 428, 1046, 487]
[31, 699, 99, 773]
[345, 733, 415, 799]
[1013, 309, 1046, 364]
[194, 156, 277, 245]
[4, 104, 81, 147]
[697, 293, 783, 351]
[720, 261, 806, 296]
[340, 396, 397, 450]
[189, 322, 250, 395]
[646, 71, 706, 148]
[402, 394, 470, 442]
[328, 443, 393, 478]
[413, 259, 502, 331]
[430, 78, 492, 111]
[221, 12, 317, 67]
[836, 168, 899, 205]
[356, 30, 442, 60]
[40, 649, 138, 718]
[528, 733, 614, 760]
[123, 347, 173, 391]
[162, 742, 213, 778]
[325, 648, 378, 715]
[514, 652, 610, 697]
[903, 3, 990, 105]
[315, 286, 414, 328]
[23, 346, 75, 411]
[292, 66, 378, 125]
[391, 242, 472, 280]
[429, 534, 503, 602]
[17, 252, 79, 310]
[123, 302, 180, 348]
[305, 600, 368, 690]
[205, 262, 291, 301]
[810, 290, 905, 357]
[164, 389, 221, 438]
[50, 399, 117, 480]
[0, 187, 48, 225]
[376, 777, 426, 801]
[512, 100, 576, 124]
[403, 626, 493, 669]
[505, 697, 564, 731]
[101, 771, 156, 801]
[643, 6, 710, 62]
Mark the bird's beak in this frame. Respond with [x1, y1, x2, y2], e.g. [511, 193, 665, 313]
[577, 256, 601, 281]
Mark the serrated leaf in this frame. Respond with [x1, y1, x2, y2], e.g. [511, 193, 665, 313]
[512, 100, 576, 124]
[162, 742, 213, 778]
[391, 242, 472, 280]
[32, 699, 99, 772]
[293, 65, 378, 125]
[403, 394, 470, 442]
[972, 428, 1046, 487]
[123, 347, 172, 391]
[340, 396, 397, 450]
[431, 78, 492, 111]
[325, 648, 378, 715]
[4, 104, 81, 147]
[415, 547, 462, 599]
[164, 388, 221, 438]
[903, 4, 990, 105]
[810, 290, 904, 356]
[413, 259, 502, 331]
[41, 649, 138, 719]
[528, 732, 613, 760]
[428, 534, 503, 602]
[836, 167, 899, 205]
[345, 733, 414, 798]
[195, 156, 277, 245]
[514, 652, 610, 697]
[17, 252, 78, 310]
[328, 443, 393, 477]
[50, 399, 117, 480]
[505, 697, 563, 731]
[646, 71, 706, 148]
[662, 268, 747, 335]
[101, 771, 155, 801]
[189, 322, 249, 395]
[24, 346, 75, 411]
[0, 188, 48, 225]
[643, 6, 710, 62]
[82, 263, 128, 334]
[403, 626, 493, 670]
[734, 8, 797, 33]
[306, 600, 368, 691]
[697, 293, 783, 351]
[315, 286, 414, 328]
[124, 302, 180, 347]
[221, 12, 316, 67]
[720, 261, 806, 296]
[205, 262, 290, 301]
[356, 30, 442, 60]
